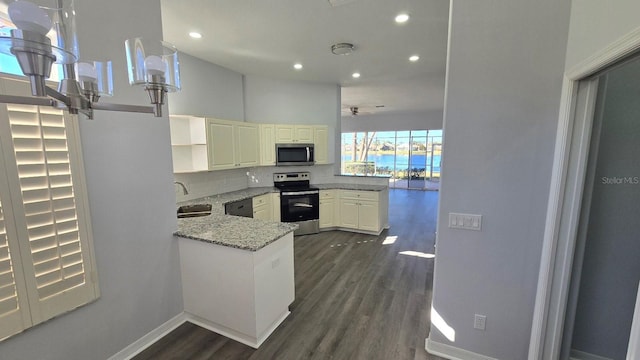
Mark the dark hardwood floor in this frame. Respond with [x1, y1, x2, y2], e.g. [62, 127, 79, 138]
[135, 189, 444, 360]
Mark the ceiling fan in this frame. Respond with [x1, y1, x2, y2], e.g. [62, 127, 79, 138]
[341, 104, 383, 117]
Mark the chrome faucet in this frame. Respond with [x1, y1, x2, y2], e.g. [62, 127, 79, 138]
[174, 181, 189, 195]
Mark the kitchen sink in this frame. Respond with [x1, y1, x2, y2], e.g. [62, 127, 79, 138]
[177, 204, 212, 218]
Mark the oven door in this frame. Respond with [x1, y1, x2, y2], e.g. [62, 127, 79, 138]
[280, 190, 319, 222]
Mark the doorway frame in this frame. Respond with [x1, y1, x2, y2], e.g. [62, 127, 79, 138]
[528, 27, 640, 359]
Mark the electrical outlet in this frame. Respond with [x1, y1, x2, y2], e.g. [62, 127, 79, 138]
[474, 314, 486, 330]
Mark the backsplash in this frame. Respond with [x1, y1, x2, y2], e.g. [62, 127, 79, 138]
[246, 164, 336, 187]
[246, 165, 389, 187]
[174, 168, 249, 202]
[174, 164, 389, 203]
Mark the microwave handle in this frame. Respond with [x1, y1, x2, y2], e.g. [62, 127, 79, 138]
[306, 147, 310, 162]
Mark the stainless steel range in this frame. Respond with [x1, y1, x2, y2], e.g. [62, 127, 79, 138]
[274, 172, 319, 235]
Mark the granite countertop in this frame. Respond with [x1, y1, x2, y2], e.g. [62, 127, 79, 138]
[174, 187, 297, 251]
[174, 184, 387, 251]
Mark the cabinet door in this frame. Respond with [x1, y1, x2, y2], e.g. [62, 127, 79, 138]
[272, 193, 281, 222]
[253, 205, 271, 221]
[253, 194, 272, 221]
[339, 199, 359, 229]
[358, 200, 380, 232]
[235, 123, 259, 167]
[313, 126, 328, 164]
[319, 199, 334, 228]
[294, 125, 314, 143]
[260, 124, 276, 165]
[275, 125, 295, 143]
[207, 120, 235, 170]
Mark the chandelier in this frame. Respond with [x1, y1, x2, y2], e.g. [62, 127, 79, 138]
[0, 0, 181, 119]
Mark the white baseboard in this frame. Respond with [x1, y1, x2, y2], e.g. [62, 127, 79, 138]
[569, 349, 613, 360]
[107, 309, 292, 359]
[425, 337, 498, 360]
[185, 310, 290, 349]
[108, 312, 188, 360]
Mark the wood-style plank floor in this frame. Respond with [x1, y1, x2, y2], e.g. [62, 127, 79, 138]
[135, 189, 444, 360]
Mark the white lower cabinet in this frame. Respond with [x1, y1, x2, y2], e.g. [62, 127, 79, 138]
[338, 190, 381, 233]
[319, 190, 337, 228]
[318, 188, 388, 234]
[179, 233, 295, 348]
[272, 193, 281, 222]
[252, 194, 272, 221]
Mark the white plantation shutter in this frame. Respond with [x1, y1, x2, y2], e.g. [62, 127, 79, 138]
[0, 193, 31, 340]
[0, 76, 98, 338]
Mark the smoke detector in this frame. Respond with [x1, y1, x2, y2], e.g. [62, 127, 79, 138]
[331, 43, 355, 55]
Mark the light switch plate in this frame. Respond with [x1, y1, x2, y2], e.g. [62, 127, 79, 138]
[449, 213, 482, 231]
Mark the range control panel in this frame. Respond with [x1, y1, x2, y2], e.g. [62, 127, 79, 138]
[273, 172, 310, 183]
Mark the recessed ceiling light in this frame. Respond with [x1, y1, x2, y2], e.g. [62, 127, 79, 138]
[409, 55, 420, 62]
[352, 72, 361, 79]
[293, 63, 303, 70]
[189, 32, 202, 39]
[395, 13, 410, 24]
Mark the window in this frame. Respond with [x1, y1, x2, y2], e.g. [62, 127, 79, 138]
[0, 75, 98, 341]
[0, 15, 62, 80]
[340, 130, 443, 189]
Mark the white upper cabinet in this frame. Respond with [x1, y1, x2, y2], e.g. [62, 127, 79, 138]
[206, 118, 259, 171]
[313, 125, 328, 164]
[171, 117, 330, 172]
[275, 125, 314, 143]
[259, 124, 276, 166]
[170, 116, 208, 173]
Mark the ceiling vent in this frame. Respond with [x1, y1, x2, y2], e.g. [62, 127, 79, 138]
[331, 43, 355, 55]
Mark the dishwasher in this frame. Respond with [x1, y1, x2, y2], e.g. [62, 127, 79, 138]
[224, 198, 253, 218]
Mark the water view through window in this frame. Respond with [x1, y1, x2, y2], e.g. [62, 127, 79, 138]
[340, 130, 443, 190]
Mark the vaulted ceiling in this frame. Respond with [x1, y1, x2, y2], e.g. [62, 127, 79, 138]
[161, 0, 449, 118]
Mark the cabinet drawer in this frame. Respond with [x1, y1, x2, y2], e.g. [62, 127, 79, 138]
[339, 190, 378, 201]
[252, 194, 270, 207]
[320, 190, 335, 199]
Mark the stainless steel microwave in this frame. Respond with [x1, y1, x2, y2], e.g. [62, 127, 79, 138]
[276, 143, 315, 166]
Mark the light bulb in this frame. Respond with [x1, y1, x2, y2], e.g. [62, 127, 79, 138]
[395, 13, 410, 24]
[144, 55, 167, 77]
[8, 1, 52, 36]
[77, 62, 98, 82]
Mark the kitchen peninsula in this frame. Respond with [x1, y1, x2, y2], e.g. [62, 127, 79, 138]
[173, 183, 388, 348]
[175, 187, 297, 348]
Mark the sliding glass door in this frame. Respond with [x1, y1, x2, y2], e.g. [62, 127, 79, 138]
[340, 130, 442, 190]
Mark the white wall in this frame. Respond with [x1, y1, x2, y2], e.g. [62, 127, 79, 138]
[0, 1, 184, 359]
[428, 1, 570, 359]
[340, 110, 443, 133]
[167, 55, 250, 200]
[168, 52, 245, 120]
[244, 74, 340, 167]
[244, 75, 339, 125]
[565, 1, 640, 71]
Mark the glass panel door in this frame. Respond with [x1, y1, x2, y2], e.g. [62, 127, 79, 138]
[339, 129, 443, 191]
[408, 131, 427, 189]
